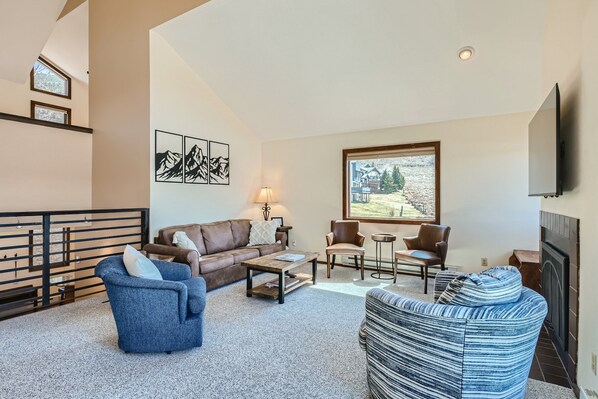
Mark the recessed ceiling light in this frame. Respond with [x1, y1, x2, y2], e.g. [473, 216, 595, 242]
[458, 46, 475, 61]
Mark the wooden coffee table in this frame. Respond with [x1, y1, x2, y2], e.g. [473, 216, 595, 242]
[242, 250, 318, 304]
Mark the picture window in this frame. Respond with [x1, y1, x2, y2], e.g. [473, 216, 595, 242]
[343, 142, 440, 224]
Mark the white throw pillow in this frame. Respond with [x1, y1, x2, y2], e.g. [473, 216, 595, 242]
[172, 231, 201, 257]
[248, 220, 278, 246]
[123, 245, 163, 280]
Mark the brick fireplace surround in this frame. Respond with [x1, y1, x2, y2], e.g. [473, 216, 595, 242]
[540, 211, 580, 394]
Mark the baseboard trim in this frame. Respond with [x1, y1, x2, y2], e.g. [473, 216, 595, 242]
[581, 387, 598, 399]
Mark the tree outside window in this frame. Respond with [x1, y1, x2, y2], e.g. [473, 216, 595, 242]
[30, 56, 71, 99]
[343, 142, 440, 224]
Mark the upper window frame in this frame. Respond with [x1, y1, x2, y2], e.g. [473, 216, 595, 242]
[30, 100, 72, 125]
[30, 56, 72, 99]
[342, 141, 441, 225]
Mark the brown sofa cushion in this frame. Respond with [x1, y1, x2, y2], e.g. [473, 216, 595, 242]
[220, 248, 260, 264]
[201, 221, 235, 254]
[157, 224, 207, 255]
[249, 243, 285, 256]
[230, 219, 251, 248]
[197, 253, 234, 274]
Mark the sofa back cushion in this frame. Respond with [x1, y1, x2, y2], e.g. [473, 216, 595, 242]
[230, 219, 251, 247]
[158, 224, 207, 255]
[201, 221, 235, 254]
[436, 266, 522, 307]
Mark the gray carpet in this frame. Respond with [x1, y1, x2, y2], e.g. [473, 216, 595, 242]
[0, 265, 575, 399]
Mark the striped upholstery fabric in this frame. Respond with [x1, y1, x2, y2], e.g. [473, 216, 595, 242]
[361, 286, 547, 399]
[436, 266, 522, 307]
[433, 270, 465, 302]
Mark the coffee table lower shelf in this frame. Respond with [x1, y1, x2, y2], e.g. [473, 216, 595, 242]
[249, 273, 313, 300]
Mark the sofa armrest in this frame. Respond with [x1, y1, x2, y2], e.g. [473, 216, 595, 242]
[143, 243, 200, 276]
[153, 260, 192, 281]
[181, 277, 207, 315]
[103, 273, 189, 323]
[403, 236, 419, 250]
[359, 319, 367, 351]
[275, 231, 287, 247]
[436, 241, 449, 262]
[355, 232, 366, 247]
[326, 232, 334, 246]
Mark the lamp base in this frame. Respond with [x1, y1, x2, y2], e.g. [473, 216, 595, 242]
[262, 203, 271, 221]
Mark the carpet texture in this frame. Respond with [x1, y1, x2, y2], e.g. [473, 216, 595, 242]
[0, 265, 575, 399]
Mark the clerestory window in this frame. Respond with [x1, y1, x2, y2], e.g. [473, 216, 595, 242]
[30, 56, 71, 99]
[31, 101, 71, 125]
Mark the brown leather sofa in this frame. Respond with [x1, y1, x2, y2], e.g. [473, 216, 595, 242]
[143, 219, 287, 291]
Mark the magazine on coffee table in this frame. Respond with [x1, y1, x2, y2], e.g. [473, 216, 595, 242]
[275, 253, 305, 262]
[265, 276, 301, 289]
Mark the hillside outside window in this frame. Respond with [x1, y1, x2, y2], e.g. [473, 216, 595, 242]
[343, 142, 440, 224]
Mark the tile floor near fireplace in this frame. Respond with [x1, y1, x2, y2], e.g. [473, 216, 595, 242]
[529, 326, 571, 388]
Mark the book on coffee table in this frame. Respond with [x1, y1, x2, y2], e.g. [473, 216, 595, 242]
[275, 253, 305, 262]
[265, 276, 301, 289]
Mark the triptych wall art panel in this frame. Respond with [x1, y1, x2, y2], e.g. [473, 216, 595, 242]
[155, 130, 230, 185]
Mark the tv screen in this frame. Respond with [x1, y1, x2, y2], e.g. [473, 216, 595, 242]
[529, 84, 561, 197]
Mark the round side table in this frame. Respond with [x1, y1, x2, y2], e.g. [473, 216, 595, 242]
[371, 233, 396, 280]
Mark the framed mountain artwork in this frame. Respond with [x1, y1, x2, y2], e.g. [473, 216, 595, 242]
[155, 130, 184, 183]
[184, 136, 209, 184]
[209, 141, 230, 185]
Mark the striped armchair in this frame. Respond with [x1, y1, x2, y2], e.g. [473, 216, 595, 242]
[359, 270, 547, 399]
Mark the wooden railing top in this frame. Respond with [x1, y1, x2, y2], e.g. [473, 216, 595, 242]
[0, 111, 93, 134]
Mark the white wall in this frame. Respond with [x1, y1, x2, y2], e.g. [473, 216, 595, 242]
[0, 119, 92, 211]
[539, 0, 598, 389]
[262, 112, 540, 272]
[149, 32, 263, 237]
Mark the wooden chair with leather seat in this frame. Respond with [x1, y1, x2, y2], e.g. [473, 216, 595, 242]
[325, 220, 366, 280]
[394, 223, 451, 294]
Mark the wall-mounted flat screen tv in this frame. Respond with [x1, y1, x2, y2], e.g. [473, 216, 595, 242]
[529, 84, 562, 197]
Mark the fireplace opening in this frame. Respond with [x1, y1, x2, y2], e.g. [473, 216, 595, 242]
[541, 241, 569, 352]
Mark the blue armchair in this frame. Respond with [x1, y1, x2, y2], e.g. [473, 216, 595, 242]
[359, 270, 547, 399]
[95, 256, 206, 353]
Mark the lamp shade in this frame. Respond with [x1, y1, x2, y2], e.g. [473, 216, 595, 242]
[255, 187, 277, 203]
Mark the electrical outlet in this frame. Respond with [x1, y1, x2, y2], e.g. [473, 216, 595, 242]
[481, 258, 488, 267]
[75, 256, 81, 263]
[292, 240, 296, 246]
[592, 352, 597, 375]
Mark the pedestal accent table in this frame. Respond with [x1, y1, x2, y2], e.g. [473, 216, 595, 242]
[371, 233, 396, 280]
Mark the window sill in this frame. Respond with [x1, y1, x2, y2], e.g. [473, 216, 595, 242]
[0, 112, 92, 134]
[345, 216, 439, 225]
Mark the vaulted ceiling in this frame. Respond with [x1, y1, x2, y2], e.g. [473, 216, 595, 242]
[0, 0, 67, 83]
[156, 0, 550, 141]
[43, 1, 89, 83]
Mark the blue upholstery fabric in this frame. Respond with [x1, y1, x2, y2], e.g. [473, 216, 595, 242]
[360, 286, 547, 399]
[436, 266, 522, 307]
[433, 270, 465, 302]
[95, 256, 207, 353]
[181, 278, 206, 314]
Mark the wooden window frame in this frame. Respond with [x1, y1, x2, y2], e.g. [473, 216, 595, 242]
[30, 56, 72, 99]
[342, 141, 440, 225]
[30, 101, 72, 125]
